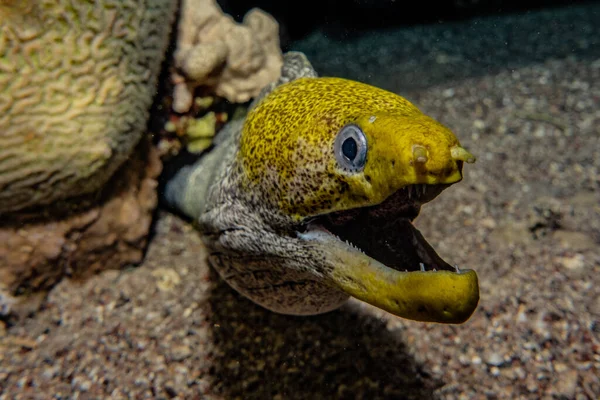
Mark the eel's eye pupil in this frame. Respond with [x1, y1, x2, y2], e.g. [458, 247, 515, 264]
[342, 137, 357, 160]
[334, 124, 368, 173]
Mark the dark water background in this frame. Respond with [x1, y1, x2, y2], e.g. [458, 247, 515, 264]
[219, 0, 600, 92]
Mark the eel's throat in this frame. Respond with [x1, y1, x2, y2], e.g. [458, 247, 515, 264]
[318, 184, 455, 273]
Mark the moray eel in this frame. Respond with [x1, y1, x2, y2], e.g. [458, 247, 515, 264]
[165, 52, 479, 323]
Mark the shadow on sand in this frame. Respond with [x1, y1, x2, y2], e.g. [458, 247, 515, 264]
[206, 269, 439, 399]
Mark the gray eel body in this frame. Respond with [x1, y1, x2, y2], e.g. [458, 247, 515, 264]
[165, 53, 349, 315]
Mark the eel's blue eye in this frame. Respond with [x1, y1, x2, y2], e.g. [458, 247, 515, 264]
[334, 124, 367, 172]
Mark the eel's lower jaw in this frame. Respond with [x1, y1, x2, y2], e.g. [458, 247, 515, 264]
[297, 219, 480, 324]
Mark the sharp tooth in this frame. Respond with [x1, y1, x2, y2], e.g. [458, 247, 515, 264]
[420, 263, 425, 272]
[408, 186, 412, 199]
[454, 264, 460, 273]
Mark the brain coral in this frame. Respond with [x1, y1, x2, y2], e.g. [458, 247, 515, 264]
[0, 0, 177, 214]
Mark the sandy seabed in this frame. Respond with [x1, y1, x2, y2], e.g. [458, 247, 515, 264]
[1, 5, 599, 400]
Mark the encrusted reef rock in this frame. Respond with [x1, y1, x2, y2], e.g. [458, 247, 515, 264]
[172, 0, 283, 112]
[0, 0, 176, 303]
[0, 0, 177, 214]
[0, 139, 161, 302]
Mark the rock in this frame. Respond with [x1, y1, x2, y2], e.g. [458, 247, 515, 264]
[485, 352, 505, 367]
[151, 268, 182, 292]
[551, 369, 578, 399]
[169, 345, 192, 362]
[172, 0, 283, 111]
[555, 253, 587, 270]
[0, 140, 162, 303]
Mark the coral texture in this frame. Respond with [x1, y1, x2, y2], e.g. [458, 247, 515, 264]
[0, 0, 176, 214]
[0, 139, 161, 297]
[172, 0, 283, 112]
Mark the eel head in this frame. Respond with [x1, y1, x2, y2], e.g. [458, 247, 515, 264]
[241, 77, 479, 323]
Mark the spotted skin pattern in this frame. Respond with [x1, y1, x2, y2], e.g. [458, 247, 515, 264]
[166, 52, 475, 318]
[240, 77, 464, 221]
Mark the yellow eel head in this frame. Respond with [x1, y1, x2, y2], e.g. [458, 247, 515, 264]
[240, 76, 479, 323]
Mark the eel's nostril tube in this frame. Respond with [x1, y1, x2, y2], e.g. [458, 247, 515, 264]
[412, 145, 428, 164]
[450, 146, 477, 164]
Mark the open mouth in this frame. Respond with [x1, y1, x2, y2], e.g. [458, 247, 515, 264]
[305, 183, 456, 274]
[297, 182, 479, 324]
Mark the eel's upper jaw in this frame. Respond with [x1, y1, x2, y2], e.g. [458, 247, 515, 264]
[297, 184, 480, 324]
